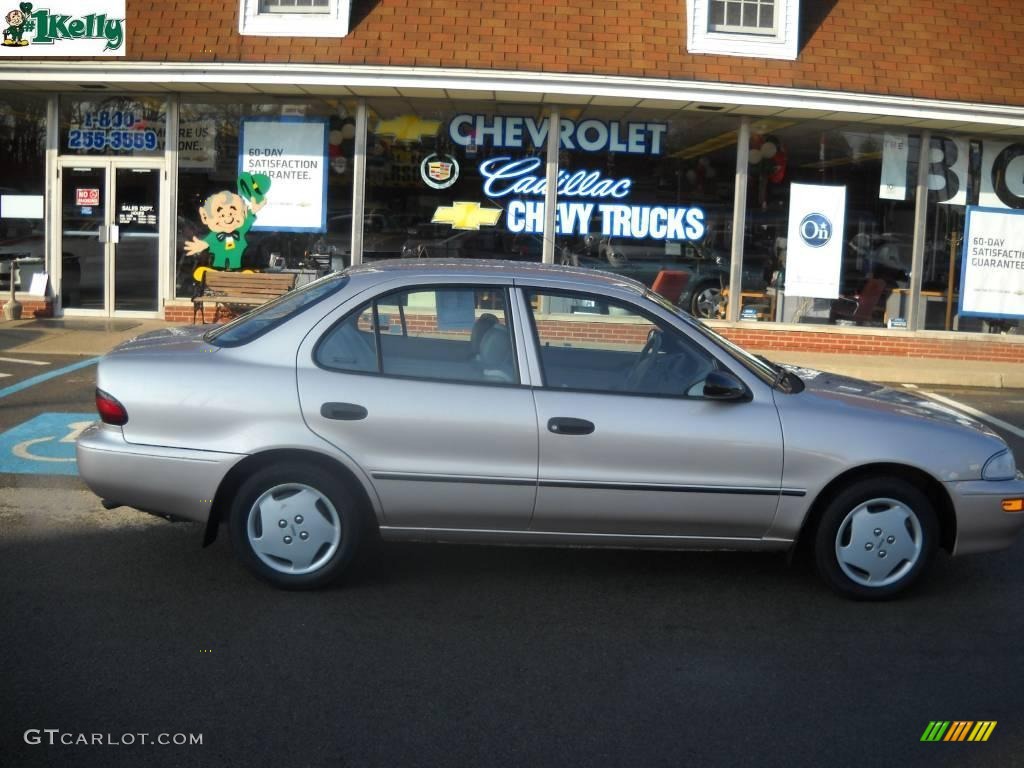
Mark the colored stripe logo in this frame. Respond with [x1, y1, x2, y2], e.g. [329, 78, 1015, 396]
[921, 721, 996, 742]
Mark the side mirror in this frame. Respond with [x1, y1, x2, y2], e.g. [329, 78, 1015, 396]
[703, 370, 748, 401]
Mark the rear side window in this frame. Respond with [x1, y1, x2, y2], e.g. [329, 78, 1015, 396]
[315, 303, 377, 373]
[206, 274, 349, 347]
[315, 285, 518, 385]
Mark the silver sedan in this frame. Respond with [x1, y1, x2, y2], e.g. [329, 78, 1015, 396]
[77, 261, 1024, 598]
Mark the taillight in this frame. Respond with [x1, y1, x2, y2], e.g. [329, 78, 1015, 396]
[95, 388, 128, 426]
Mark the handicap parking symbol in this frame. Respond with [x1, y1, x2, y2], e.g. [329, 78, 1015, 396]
[0, 413, 96, 476]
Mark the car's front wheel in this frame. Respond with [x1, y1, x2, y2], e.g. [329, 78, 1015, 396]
[814, 477, 938, 600]
[229, 463, 361, 589]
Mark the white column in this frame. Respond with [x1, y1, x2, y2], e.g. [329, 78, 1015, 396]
[728, 117, 751, 323]
[350, 100, 368, 266]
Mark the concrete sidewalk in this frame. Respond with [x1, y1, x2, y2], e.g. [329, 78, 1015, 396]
[2, 317, 1023, 389]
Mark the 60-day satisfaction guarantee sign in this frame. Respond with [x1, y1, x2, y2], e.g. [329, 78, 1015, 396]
[960, 206, 1024, 319]
[240, 117, 328, 233]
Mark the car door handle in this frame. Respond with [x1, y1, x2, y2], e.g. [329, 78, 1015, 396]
[321, 402, 368, 421]
[548, 417, 595, 436]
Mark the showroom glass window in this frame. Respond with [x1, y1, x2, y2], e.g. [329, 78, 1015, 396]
[363, 99, 549, 264]
[551, 105, 739, 318]
[0, 93, 47, 294]
[920, 130, 1024, 333]
[174, 96, 357, 298]
[739, 120, 918, 329]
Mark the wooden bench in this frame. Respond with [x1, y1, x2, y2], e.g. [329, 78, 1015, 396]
[193, 271, 297, 324]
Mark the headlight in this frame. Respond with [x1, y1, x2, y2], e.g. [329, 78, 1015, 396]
[983, 449, 1017, 481]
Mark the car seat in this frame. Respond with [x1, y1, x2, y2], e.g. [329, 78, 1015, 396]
[477, 325, 515, 382]
[470, 313, 499, 359]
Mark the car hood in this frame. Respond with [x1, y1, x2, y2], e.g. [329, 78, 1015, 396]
[108, 325, 220, 356]
[782, 364, 998, 437]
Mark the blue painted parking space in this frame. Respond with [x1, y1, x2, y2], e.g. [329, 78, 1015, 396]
[0, 413, 96, 476]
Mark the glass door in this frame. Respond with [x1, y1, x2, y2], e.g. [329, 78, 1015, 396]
[59, 165, 107, 312]
[58, 160, 163, 316]
[112, 167, 160, 313]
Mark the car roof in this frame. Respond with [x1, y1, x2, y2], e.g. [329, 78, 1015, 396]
[344, 258, 648, 295]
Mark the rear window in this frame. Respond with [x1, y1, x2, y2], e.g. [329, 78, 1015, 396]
[205, 273, 349, 347]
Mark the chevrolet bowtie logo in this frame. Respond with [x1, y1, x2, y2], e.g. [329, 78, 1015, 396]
[374, 115, 442, 143]
[432, 202, 502, 231]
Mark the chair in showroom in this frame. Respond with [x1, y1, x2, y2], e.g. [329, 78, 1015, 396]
[829, 277, 887, 326]
[651, 270, 690, 305]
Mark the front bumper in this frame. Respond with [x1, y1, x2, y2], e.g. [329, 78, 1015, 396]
[949, 478, 1024, 556]
[76, 423, 243, 524]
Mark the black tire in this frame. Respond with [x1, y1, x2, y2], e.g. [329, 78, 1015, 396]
[228, 463, 362, 590]
[813, 477, 938, 600]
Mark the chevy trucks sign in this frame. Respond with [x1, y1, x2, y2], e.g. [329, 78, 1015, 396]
[0, 2, 125, 56]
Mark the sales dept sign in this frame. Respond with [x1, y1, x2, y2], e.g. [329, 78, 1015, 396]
[0, 1, 125, 56]
[959, 206, 1024, 319]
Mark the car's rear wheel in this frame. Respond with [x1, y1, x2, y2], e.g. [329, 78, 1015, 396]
[814, 477, 938, 600]
[229, 463, 361, 589]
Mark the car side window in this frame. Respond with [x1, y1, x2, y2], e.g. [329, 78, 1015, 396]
[316, 286, 518, 385]
[314, 303, 378, 373]
[377, 287, 517, 384]
[526, 289, 717, 397]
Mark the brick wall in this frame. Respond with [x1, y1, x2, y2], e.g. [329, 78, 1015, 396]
[164, 301, 1024, 362]
[7, 297, 54, 319]
[720, 327, 1024, 363]
[34, 1, 1024, 107]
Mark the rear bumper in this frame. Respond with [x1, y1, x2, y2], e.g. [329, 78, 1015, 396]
[949, 478, 1024, 556]
[76, 423, 242, 524]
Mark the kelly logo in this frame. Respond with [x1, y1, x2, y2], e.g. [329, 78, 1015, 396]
[920, 721, 997, 742]
[2, 3, 125, 51]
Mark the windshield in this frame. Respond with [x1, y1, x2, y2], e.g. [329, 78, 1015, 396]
[205, 273, 349, 347]
[644, 289, 793, 389]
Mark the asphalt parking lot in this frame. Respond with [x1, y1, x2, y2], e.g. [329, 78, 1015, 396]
[2, 358, 1023, 768]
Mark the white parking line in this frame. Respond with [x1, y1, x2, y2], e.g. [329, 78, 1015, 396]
[0, 357, 50, 366]
[916, 389, 1024, 441]
[0, 373, 9, 379]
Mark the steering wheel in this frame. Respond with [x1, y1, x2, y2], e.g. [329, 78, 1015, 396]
[623, 328, 662, 391]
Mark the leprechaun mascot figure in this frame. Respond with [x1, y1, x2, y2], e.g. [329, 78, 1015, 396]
[2, 3, 34, 46]
[184, 173, 272, 270]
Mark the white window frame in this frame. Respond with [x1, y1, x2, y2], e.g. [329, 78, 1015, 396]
[239, 0, 350, 37]
[686, 0, 799, 60]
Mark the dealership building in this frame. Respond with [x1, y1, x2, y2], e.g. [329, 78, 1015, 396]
[1, 0, 1024, 362]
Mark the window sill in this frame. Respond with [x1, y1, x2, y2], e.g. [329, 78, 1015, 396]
[239, 6, 350, 38]
[687, 33, 798, 60]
